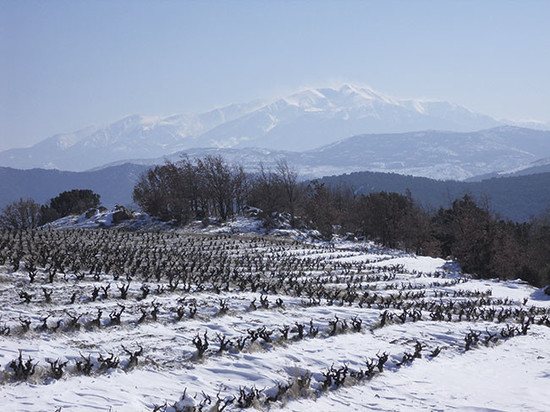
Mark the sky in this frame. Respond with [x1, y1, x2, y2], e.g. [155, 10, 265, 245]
[1, 0, 549, 151]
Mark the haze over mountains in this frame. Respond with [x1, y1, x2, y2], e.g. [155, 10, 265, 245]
[94, 126, 550, 182]
[2, 84, 550, 219]
[0, 101, 263, 172]
[3, 84, 547, 177]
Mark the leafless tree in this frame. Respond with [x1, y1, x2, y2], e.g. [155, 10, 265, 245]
[275, 159, 298, 227]
[197, 155, 234, 221]
[0, 198, 41, 230]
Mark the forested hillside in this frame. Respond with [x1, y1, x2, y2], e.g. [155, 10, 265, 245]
[318, 171, 550, 222]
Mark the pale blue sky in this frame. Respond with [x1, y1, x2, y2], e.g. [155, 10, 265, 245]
[1, 0, 549, 151]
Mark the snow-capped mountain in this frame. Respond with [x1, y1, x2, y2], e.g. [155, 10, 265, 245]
[197, 84, 501, 151]
[0, 85, 507, 171]
[0, 101, 263, 171]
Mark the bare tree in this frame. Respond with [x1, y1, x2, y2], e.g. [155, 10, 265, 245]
[177, 156, 208, 219]
[275, 159, 298, 227]
[248, 163, 284, 219]
[0, 198, 42, 230]
[197, 155, 233, 221]
[232, 164, 250, 216]
[133, 161, 190, 224]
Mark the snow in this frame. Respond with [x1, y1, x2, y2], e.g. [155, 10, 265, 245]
[285, 331, 550, 411]
[1, 217, 549, 411]
[43, 209, 129, 230]
[284, 89, 328, 108]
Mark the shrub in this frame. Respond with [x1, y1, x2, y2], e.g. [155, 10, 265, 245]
[40, 189, 101, 224]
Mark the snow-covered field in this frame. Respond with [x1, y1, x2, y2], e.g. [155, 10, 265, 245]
[0, 226, 549, 412]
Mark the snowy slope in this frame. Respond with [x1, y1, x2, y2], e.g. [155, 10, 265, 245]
[496, 156, 550, 178]
[299, 126, 550, 180]
[0, 226, 549, 412]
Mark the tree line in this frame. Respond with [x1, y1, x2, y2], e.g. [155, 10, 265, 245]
[132, 156, 298, 226]
[132, 155, 550, 288]
[1, 155, 548, 288]
[302, 182, 549, 288]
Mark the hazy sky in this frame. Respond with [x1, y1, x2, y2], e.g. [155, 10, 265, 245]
[1, 0, 549, 151]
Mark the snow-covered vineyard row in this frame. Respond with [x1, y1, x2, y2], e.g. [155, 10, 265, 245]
[0, 229, 549, 411]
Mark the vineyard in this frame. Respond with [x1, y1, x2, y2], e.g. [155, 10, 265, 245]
[0, 228, 549, 411]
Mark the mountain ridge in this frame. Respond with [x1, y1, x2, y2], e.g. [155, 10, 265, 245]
[86, 126, 550, 182]
[0, 164, 148, 210]
[0, 84, 527, 173]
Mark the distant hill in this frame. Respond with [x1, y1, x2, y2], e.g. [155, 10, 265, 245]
[0, 164, 148, 209]
[2, 163, 549, 222]
[94, 126, 550, 182]
[300, 126, 550, 181]
[317, 171, 550, 222]
[467, 157, 550, 181]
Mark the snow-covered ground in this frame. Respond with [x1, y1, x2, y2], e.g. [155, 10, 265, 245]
[0, 218, 549, 411]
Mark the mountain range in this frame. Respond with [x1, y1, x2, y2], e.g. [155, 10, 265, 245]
[0, 101, 262, 172]
[93, 126, 550, 181]
[2, 84, 550, 219]
[4, 84, 544, 174]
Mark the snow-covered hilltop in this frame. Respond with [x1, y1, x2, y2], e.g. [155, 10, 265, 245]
[84, 126, 550, 182]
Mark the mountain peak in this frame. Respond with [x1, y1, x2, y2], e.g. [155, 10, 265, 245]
[338, 84, 370, 96]
[314, 84, 400, 106]
[283, 88, 328, 108]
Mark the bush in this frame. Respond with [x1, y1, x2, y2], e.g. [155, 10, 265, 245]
[40, 190, 101, 224]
